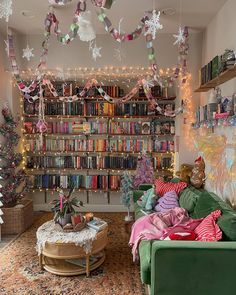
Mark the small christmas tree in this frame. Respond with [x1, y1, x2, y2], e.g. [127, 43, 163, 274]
[121, 171, 133, 221]
[0, 105, 28, 207]
[133, 154, 154, 188]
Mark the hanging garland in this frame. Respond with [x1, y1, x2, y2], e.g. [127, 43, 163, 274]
[97, 9, 147, 42]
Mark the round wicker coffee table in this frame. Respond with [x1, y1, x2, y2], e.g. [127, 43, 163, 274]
[36, 220, 108, 277]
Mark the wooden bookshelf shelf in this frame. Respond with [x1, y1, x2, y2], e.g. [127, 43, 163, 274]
[195, 64, 236, 92]
[23, 84, 176, 195]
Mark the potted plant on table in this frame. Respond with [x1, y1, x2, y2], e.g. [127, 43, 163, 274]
[50, 187, 83, 227]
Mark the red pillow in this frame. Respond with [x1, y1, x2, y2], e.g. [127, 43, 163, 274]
[194, 210, 222, 242]
[155, 179, 187, 197]
[169, 230, 196, 241]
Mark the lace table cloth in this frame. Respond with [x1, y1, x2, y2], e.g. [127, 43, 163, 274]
[36, 220, 100, 255]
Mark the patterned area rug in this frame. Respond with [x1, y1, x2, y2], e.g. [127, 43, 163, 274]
[0, 213, 145, 295]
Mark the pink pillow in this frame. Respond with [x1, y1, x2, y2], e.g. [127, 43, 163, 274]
[194, 210, 222, 242]
[154, 179, 187, 197]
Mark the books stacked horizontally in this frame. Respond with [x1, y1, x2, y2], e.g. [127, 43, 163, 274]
[87, 218, 107, 232]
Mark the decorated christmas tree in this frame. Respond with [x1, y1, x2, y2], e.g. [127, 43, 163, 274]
[133, 154, 154, 188]
[121, 171, 133, 221]
[0, 105, 28, 207]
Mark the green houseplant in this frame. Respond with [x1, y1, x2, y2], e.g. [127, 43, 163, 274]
[50, 187, 83, 227]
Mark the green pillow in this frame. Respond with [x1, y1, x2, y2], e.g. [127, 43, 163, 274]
[137, 187, 157, 211]
[192, 191, 221, 219]
[170, 177, 181, 183]
[179, 187, 202, 213]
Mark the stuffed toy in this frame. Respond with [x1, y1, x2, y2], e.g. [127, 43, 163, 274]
[176, 163, 193, 183]
[190, 156, 206, 188]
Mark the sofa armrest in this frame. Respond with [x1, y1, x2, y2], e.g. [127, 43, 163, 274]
[150, 240, 236, 295]
[139, 240, 152, 285]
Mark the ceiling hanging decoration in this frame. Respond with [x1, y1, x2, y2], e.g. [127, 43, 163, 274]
[77, 10, 96, 41]
[22, 44, 35, 61]
[0, 0, 13, 22]
[173, 27, 185, 46]
[97, 9, 147, 42]
[89, 40, 102, 61]
[91, 0, 114, 9]
[144, 10, 163, 40]
[48, 0, 73, 5]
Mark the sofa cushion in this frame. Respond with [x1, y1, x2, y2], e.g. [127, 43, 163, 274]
[192, 191, 221, 219]
[193, 191, 236, 241]
[138, 184, 153, 191]
[155, 179, 188, 197]
[137, 187, 157, 211]
[154, 191, 179, 213]
[195, 210, 222, 241]
[179, 186, 202, 214]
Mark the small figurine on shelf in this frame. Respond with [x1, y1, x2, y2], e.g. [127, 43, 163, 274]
[50, 186, 83, 228]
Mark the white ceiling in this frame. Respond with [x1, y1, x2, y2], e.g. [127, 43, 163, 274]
[0, 0, 228, 35]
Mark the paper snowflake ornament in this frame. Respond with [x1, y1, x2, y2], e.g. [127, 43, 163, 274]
[173, 27, 185, 46]
[145, 10, 163, 40]
[22, 45, 34, 61]
[0, 0, 12, 22]
[91, 43, 102, 61]
[114, 48, 126, 62]
[4, 39, 9, 56]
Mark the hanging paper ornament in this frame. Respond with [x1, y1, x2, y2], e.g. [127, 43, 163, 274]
[91, 0, 114, 9]
[145, 10, 163, 40]
[22, 44, 35, 61]
[4, 39, 9, 56]
[48, 0, 72, 5]
[114, 47, 126, 61]
[0, 0, 12, 22]
[89, 41, 102, 61]
[77, 11, 96, 42]
[173, 27, 185, 46]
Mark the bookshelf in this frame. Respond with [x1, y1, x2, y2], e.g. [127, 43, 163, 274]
[195, 63, 236, 93]
[22, 83, 176, 210]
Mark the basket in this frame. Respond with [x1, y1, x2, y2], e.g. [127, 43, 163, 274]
[1, 199, 33, 235]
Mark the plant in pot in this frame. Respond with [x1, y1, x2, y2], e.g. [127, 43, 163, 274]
[50, 187, 83, 227]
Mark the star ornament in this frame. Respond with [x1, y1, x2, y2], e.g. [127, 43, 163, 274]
[92, 44, 102, 61]
[22, 45, 34, 61]
[173, 27, 185, 46]
[4, 39, 9, 56]
[145, 10, 163, 40]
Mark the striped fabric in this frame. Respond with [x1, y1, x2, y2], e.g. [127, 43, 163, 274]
[154, 191, 179, 213]
[195, 210, 222, 241]
[155, 179, 187, 197]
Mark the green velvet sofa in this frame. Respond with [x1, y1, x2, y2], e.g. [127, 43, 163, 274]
[133, 184, 236, 295]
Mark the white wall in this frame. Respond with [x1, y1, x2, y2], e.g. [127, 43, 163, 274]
[200, 0, 236, 201]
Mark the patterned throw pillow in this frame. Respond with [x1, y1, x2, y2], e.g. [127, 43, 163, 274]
[154, 191, 179, 213]
[154, 179, 188, 197]
[137, 187, 157, 211]
[194, 210, 222, 241]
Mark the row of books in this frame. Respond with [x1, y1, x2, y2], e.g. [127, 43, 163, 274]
[32, 174, 121, 190]
[23, 99, 165, 117]
[154, 140, 175, 152]
[45, 102, 84, 116]
[24, 120, 175, 136]
[139, 85, 162, 97]
[26, 155, 139, 169]
[27, 155, 172, 170]
[44, 84, 124, 98]
[26, 138, 175, 153]
[200, 50, 236, 85]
